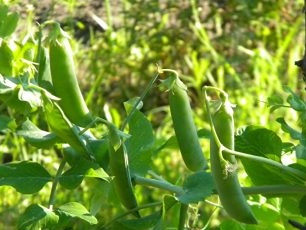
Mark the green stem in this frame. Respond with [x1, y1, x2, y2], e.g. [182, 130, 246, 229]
[203, 86, 306, 182]
[242, 184, 306, 196]
[120, 71, 160, 130]
[134, 175, 184, 195]
[222, 147, 306, 181]
[101, 201, 162, 229]
[78, 117, 109, 135]
[202, 86, 224, 149]
[48, 157, 67, 209]
[178, 203, 188, 230]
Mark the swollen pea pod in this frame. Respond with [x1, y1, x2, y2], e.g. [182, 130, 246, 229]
[209, 93, 257, 224]
[107, 124, 140, 217]
[169, 76, 207, 171]
[48, 22, 92, 127]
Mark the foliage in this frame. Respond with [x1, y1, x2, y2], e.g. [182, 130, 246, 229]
[1, 1, 306, 229]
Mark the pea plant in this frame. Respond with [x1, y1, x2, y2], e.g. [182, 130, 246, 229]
[1, 7, 306, 230]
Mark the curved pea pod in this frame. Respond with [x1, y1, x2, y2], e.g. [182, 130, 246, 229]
[48, 23, 92, 127]
[210, 97, 257, 224]
[108, 124, 140, 217]
[41, 91, 92, 159]
[169, 77, 207, 171]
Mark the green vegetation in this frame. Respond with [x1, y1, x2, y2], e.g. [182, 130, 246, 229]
[1, 0, 306, 229]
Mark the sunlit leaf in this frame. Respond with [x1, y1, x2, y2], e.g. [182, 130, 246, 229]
[56, 202, 97, 225]
[18, 204, 59, 230]
[59, 160, 109, 189]
[0, 41, 13, 75]
[17, 119, 61, 148]
[125, 109, 155, 175]
[236, 125, 301, 186]
[0, 161, 52, 194]
[178, 171, 214, 204]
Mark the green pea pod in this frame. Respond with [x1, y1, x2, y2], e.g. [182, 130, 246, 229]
[41, 91, 92, 159]
[108, 124, 140, 217]
[169, 77, 207, 171]
[210, 97, 257, 224]
[48, 23, 92, 127]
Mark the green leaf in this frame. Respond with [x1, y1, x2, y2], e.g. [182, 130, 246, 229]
[0, 40, 13, 75]
[86, 138, 109, 169]
[17, 119, 61, 149]
[276, 118, 306, 145]
[299, 195, 306, 217]
[267, 94, 284, 112]
[0, 8, 19, 38]
[0, 75, 48, 113]
[0, 114, 14, 132]
[56, 202, 97, 225]
[162, 195, 178, 219]
[284, 86, 306, 111]
[0, 161, 52, 194]
[235, 125, 300, 186]
[118, 212, 161, 230]
[178, 171, 214, 204]
[236, 125, 282, 160]
[18, 204, 59, 230]
[125, 109, 155, 175]
[59, 159, 109, 189]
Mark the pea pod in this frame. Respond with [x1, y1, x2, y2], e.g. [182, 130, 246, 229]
[210, 95, 257, 224]
[108, 124, 140, 217]
[169, 76, 207, 171]
[41, 91, 91, 159]
[48, 23, 92, 127]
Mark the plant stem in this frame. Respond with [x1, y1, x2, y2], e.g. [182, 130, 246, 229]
[100, 201, 162, 229]
[178, 203, 188, 230]
[121, 71, 160, 130]
[203, 86, 306, 182]
[222, 146, 306, 181]
[242, 184, 306, 196]
[134, 175, 184, 195]
[48, 157, 67, 209]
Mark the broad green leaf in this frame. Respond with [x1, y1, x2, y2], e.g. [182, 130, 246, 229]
[59, 159, 109, 189]
[17, 119, 61, 149]
[267, 94, 285, 112]
[125, 109, 155, 175]
[0, 75, 50, 113]
[295, 144, 306, 160]
[236, 125, 300, 186]
[86, 138, 109, 169]
[251, 203, 280, 224]
[56, 202, 98, 225]
[0, 41, 13, 75]
[0, 114, 14, 132]
[299, 195, 306, 217]
[18, 204, 59, 230]
[197, 128, 211, 139]
[0, 161, 52, 194]
[118, 212, 161, 230]
[236, 125, 282, 161]
[0, 10, 19, 38]
[178, 171, 214, 204]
